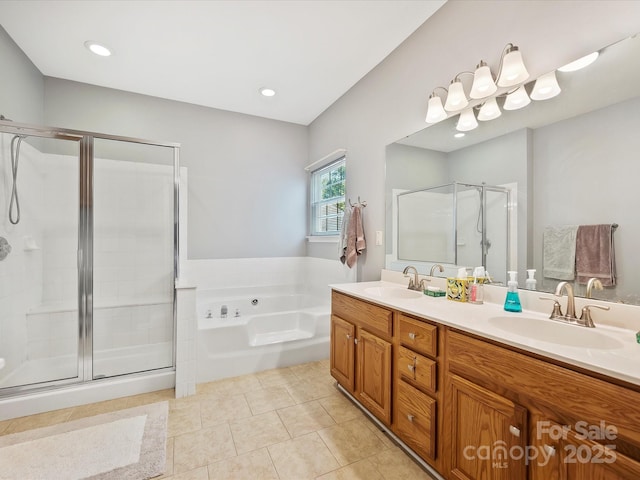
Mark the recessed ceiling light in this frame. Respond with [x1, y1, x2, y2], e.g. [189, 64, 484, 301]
[259, 87, 276, 97]
[558, 51, 598, 72]
[84, 41, 111, 57]
[454, 132, 466, 138]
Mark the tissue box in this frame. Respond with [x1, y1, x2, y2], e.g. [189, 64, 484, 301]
[446, 278, 469, 302]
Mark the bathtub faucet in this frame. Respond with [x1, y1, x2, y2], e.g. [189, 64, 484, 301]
[220, 305, 228, 318]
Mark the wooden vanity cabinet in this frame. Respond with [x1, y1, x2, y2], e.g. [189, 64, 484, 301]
[445, 328, 640, 480]
[330, 291, 393, 425]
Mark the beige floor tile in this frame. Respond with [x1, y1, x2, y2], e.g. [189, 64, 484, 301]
[245, 385, 296, 415]
[197, 374, 262, 397]
[315, 458, 385, 480]
[173, 423, 237, 473]
[286, 377, 337, 404]
[256, 366, 299, 388]
[368, 446, 436, 480]
[3, 407, 74, 434]
[157, 436, 175, 479]
[229, 410, 291, 454]
[318, 394, 365, 424]
[207, 447, 279, 480]
[363, 419, 396, 449]
[317, 418, 389, 466]
[67, 396, 132, 421]
[277, 400, 336, 437]
[164, 466, 209, 480]
[291, 359, 330, 381]
[268, 431, 340, 479]
[200, 393, 252, 427]
[168, 401, 202, 437]
[0, 419, 13, 436]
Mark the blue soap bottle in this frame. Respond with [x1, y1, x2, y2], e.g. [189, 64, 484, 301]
[504, 271, 522, 312]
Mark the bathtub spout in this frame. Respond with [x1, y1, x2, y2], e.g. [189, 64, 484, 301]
[220, 305, 228, 318]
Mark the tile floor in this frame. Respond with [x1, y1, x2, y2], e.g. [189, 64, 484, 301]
[0, 359, 436, 480]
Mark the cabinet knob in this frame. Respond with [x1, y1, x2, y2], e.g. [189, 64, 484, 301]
[407, 364, 415, 372]
[354, 338, 358, 345]
[407, 414, 414, 422]
[346, 334, 351, 340]
[408, 332, 417, 340]
[509, 425, 521, 437]
[543, 445, 556, 457]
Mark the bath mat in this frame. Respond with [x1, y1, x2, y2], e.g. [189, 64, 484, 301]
[0, 401, 168, 480]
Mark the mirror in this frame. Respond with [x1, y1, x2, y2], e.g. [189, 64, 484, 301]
[386, 33, 640, 304]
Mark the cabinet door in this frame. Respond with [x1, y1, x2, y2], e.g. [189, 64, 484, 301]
[449, 374, 528, 480]
[533, 420, 640, 480]
[330, 315, 355, 392]
[357, 328, 392, 425]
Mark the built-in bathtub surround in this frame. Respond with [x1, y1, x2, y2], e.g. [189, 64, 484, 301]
[183, 257, 355, 385]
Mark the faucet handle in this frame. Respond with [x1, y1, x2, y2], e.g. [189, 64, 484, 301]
[539, 296, 563, 319]
[579, 304, 610, 328]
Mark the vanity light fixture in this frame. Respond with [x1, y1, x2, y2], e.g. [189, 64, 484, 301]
[477, 97, 502, 121]
[456, 108, 478, 132]
[84, 41, 111, 57]
[425, 87, 448, 123]
[558, 51, 599, 72]
[530, 71, 561, 100]
[503, 85, 531, 110]
[259, 87, 276, 97]
[470, 61, 498, 99]
[496, 44, 529, 87]
[444, 78, 469, 111]
[425, 42, 529, 124]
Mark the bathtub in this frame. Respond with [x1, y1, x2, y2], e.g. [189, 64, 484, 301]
[196, 286, 331, 383]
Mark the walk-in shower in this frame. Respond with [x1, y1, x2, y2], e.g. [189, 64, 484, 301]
[0, 119, 179, 400]
[395, 181, 512, 284]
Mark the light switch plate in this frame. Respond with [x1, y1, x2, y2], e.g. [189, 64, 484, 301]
[375, 230, 383, 246]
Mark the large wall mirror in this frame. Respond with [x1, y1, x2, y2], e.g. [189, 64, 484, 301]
[385, 32, 640, 305]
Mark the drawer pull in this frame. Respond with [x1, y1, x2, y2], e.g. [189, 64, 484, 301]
[407, 414, 414, 422]
[346, 334, 351, 340]
[543, 445, 556, 457]
[408, 332, 417, 340]
[407, 364, 415, 372]
[509, 425, 521, 437]
[354, 338, 358, 345]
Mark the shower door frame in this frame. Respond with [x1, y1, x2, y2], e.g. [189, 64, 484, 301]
[0, 119, 180, 396]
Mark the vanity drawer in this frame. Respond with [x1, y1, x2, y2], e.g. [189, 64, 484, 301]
[396, 380, 437, 460]
[398, 313, 438, 358]
[332, 291, 393, 339]
[397, 345, 437, 394]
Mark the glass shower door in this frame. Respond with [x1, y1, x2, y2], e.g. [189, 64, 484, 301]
[91, 138, 175, 378]
[0, 132, 83, 392]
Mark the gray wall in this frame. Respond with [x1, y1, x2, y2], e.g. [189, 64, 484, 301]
[0, 25, 43, 125]
[308, 0, 640, 281]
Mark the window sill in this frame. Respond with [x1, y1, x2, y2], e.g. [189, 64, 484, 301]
[306, 236, 339, 243]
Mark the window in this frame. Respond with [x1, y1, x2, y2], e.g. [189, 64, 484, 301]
[310, 157, 345, 236]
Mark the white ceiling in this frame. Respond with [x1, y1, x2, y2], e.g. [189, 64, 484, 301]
[0, 0, 446, 125]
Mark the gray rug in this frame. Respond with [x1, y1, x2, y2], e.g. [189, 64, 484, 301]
[0, 401, 168, 480]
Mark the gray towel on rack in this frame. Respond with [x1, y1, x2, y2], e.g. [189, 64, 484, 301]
[339, 206, 351, 264]
[575, 224, 616, 286]
[543, 225, 578, 280]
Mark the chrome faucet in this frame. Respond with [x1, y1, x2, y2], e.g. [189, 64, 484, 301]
[586, 278, 603, 298]
[430, 264, 444, 277]
[554, 281, 577, 320]
[402, 266, 423, 291]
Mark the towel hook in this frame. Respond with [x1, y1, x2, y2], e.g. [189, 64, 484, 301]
[348, 196, 367, 208]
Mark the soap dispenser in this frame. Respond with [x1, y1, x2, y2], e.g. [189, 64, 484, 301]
[504, 271, 522, 312]
[525, 269, 537, 290]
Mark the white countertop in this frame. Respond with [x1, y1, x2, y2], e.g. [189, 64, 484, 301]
[330, 280, 640, 387]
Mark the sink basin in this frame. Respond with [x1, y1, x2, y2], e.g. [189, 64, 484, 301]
[488, 316, 624, 349]
[363, 286, 422, 299]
